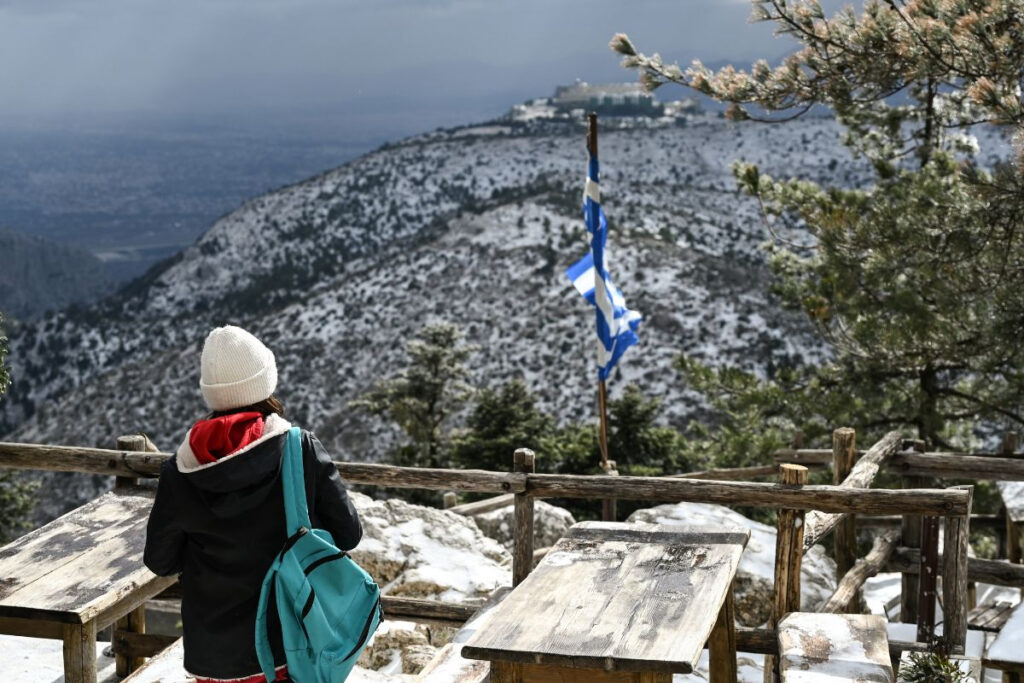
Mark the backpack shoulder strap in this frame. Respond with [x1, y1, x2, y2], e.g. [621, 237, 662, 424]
[281, 426, 312, 535]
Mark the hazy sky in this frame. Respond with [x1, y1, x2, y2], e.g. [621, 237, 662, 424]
[0, 0, 801, 132]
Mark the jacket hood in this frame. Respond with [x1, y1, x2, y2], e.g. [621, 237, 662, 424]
[176, 414, 292, 498]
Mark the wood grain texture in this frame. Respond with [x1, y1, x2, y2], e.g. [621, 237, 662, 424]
[513, 449, 536, 587]
[447, 494, 515, 516]
[899, 474, 927, 625]
[821, 530, 899, 614]
[801, 432, 902, 551]
[114, 603, 146, 676]
[765, 464, 807, 683]
[942, 487, 972, 654]
[462, 522, 749, 674]
[777, 613, 893, 682]
[967, 599, 1016, 632]
[708, 585, 737, 683]
[916, 516, 940, 643]
[889, 452, 1024, 481]
[62, 620, 98, 683]
[832, 428, 858, 581]
[0, 487, 175, 624]
[888, 547, 1024, 587]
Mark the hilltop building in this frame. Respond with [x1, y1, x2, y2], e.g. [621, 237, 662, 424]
[551, 81, 663, 116]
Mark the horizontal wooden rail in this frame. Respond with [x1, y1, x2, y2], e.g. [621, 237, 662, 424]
[447, 494, 515, 516]
[669, 465, 780, 480]
[380, 596, 480, 624]
[857, 514, 1003, 531]
[888, 547, 1024, 587]
[0, 441, 971, 515]
[888, 452, 1024, 481]
[524, 473, 969, 515]
[730, 627, 927, 657]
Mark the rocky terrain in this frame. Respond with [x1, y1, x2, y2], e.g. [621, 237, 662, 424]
[0, 110, 1010, 520]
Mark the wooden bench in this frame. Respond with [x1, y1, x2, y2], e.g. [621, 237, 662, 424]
[461, 521, 749, 682]
[0, 487, 176, 683]
[777, 612, 893, 682]
[985, 599, 1024, 682]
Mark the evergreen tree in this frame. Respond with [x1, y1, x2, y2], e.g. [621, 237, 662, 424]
[350, 322, 477, 468]
[451, 379, 554, 472]
[0, 315, 35, 543]
[606, 384, 686, 475]
[613, 1, 1024, 450]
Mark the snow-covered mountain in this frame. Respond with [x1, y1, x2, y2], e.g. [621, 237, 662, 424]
[8, 110, 992, 502]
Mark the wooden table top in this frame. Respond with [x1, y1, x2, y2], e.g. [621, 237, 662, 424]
[461, 521, 750, 674]
[0, 487, 174, 625]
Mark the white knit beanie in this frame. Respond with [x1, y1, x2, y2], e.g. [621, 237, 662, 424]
[199, 326, 278, 412]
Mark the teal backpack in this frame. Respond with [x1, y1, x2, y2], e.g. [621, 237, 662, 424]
[255, 427, 382, 682]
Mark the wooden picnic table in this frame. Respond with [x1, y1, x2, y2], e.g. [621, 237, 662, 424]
[461, 521, 750, 683]
[0, 486, 176, 683]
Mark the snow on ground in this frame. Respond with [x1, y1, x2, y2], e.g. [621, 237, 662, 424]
[0, 635, 117, 683]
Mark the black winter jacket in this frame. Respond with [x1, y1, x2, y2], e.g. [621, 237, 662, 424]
[143, 419, 361, 679]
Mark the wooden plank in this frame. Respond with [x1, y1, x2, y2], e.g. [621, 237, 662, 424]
[0, 487, 171, 623]
[900, 475, 927, 625]
[967, 599, 1015, 632]
[821, 530, 899, 614]
[495, 661, 672, 681]
[669, 465, 780, 481]
[112, 630, 179, 659]
[833, 428, 858, 581]
[916, 516, 939, 643]
[942, 488, 972, 654]
[708, 584, 737, 683]
[513, 449, 536, 587]
[525, 474, 969, 516]
[448, 494, 515, 516]
[0, 614, 63, 639]
[801, 432, 903, 551]
[382, 596, 480, 624]
[766, 464, 807, 683]
[889, 452, 1024, 480]
[888, 547, 1024, 587]
[462, 522, 749, 674]
[856, 514, 1002, 530]
[114, 604, 146, 676]
[777, 613, 893, 682]
[62, 620, 98, 683]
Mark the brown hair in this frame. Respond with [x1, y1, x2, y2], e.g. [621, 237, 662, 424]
[208, 395, 285, 420]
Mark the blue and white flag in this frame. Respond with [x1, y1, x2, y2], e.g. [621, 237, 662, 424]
[566, 152, 641, 381]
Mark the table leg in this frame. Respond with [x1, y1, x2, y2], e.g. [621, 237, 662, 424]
[115, 603, 147, 676]
[709, 585, 738, 683]
[62, 620, 97, 683]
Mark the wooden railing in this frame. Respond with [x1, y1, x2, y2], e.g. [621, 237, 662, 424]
[0, 430, 978, 660]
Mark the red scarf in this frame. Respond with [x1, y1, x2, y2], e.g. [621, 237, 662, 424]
[188, 412, 265, 465]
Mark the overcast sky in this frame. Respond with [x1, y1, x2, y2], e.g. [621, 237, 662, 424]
[0, 0, 807, 133]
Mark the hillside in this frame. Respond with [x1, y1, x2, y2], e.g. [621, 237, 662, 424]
[2, 111, 1005, 518]
[0, 228, 113, 321]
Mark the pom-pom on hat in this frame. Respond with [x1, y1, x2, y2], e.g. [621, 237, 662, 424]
[199, 326, 278, 412]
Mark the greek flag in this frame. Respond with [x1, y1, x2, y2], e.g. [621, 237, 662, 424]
[566, 152, 641, 381]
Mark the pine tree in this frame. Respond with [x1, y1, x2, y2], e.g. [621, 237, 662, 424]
[451, 379, 554, 472]
[606, 384, 685, 475]
[613, 1, 1024, 449]
[350, 322, 477, 468]
[0, 315, 35, 542]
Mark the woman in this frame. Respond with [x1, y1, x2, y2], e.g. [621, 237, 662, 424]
[144, 325, 362, 683]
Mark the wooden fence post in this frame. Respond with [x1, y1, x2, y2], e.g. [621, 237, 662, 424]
[915, 516, 939, 644]
[443, 492, 457, 509]
[115, 435, 148, 489]
[765, 463, 808, 683]
[601, 460, 618, 522]
[512, 448, 536, 587]
[900, 438, 927, 624]
[832, 428, 857, 601]
[943, 486, 972, 655]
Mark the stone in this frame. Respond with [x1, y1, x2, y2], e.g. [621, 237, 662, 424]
[348, 492, 512, 603]
[471, 499, 576, 551]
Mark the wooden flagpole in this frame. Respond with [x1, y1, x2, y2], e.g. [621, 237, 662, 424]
[588, 112, 617, 522]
